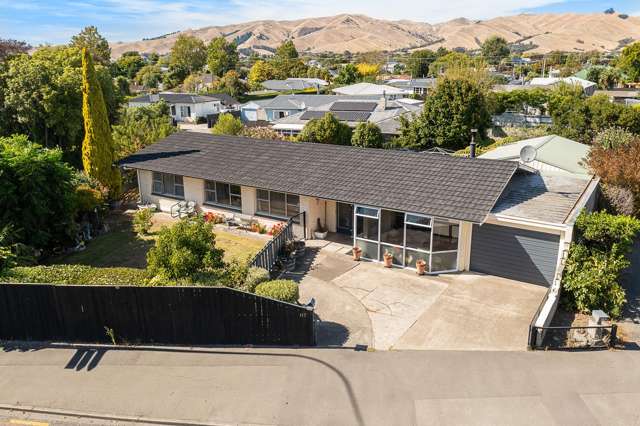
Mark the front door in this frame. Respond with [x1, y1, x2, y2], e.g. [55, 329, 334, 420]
[336, 202, 354, 235]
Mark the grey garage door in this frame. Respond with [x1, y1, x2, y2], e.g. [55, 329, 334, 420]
[470, 224, 560, 286]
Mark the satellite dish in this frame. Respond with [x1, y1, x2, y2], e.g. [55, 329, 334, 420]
[520, 145, 537, 163]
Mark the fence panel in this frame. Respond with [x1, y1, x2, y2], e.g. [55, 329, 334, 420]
[0, 284, 315, 346]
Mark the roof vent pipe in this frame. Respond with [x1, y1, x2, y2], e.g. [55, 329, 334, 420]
[470, 129, 478, 158]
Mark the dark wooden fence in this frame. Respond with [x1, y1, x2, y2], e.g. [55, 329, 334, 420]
[250, 211, 305, 273]
[0, 284, 315, 346]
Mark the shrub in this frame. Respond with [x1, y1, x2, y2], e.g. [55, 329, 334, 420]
[561, 211, 640, 318]
[212, 258, 248, 289]
[133, 209, 154, 235]
[75, 184, 105, 213]
[0, 264, 148, 285]
[594, 127, 635, 150]
[0, 135, 77, 249]
[0, 226, 16, 273]
[254, 279, 299, 303]
[268, 223, 286, 236]
[147, 217, 225, 279]
[243, 267, 270, 292]
[203, 212, 225, 224]
[602, 184, 635, 216]
[211, 113, 243, 136]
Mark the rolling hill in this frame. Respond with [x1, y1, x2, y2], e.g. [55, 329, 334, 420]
[109, 12, 640, 58]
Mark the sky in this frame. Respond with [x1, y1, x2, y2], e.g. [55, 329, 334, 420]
[0, 0, 638, 45]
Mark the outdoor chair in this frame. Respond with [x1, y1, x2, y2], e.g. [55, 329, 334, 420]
[170, 201, 187, 218]
[180, 201, 196, 218]
[226, 214, 240, 228]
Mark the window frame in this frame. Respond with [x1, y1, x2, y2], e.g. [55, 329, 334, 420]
[255, 189, 301, 221]
[203, 180, 242, 211]
[152, 172, 184, 199]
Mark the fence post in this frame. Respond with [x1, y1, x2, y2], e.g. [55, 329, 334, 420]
[303, 211, 307, 240]
[611, 324, 618, 347]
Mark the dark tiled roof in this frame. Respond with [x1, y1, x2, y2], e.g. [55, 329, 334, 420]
[129, 93, 221, 104]
[329, 101, 378, 112]
[300, 110, 371, 122]
[120, 133, 519, 223]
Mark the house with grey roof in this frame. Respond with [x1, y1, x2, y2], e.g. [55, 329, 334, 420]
[261, 78, 328, 92]
[240, 94, 386, 123]
[270, 98, 422, 138]
[129, 92, 238, 123]
[386, 78, 437, 96]
[121, 133, 598, 286]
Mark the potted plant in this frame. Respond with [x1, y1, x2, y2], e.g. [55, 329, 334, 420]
[352, 246, 362, 261]
[416, 259, 427, 275]
[314, 218, 328, 239]
[383, 251, 393, 268]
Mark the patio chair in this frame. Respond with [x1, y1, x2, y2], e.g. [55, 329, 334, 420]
[170, 201, 187, 218]
[226, 214, 240, 228]
[180, 201, 196, 218]
[238, 217, 253, 233]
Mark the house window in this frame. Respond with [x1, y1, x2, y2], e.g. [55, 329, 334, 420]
[180, 106, 191, 118]
[170, 105, 176, 116]
[256, 189, 300, 221]
[152, 172, 184, 198]
[204, 181, 241, 210]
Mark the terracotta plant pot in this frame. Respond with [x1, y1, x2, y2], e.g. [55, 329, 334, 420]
[352, 246, 362, 261]
[383, 253, 393, 268]
[416, 259, 427, 275]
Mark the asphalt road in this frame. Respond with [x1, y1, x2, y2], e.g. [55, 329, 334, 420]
[1, 343, 639, 426]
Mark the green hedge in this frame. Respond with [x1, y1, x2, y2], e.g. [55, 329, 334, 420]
[562, 211, 640, 318]
[254, 279, 299, 304]
[0, 265, 148, 286]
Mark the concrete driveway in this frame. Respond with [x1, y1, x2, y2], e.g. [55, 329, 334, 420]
[295, 240, 547, 351]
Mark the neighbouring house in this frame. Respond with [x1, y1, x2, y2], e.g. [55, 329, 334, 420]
[386, 78, 436, 97]
[128, 93, 227, 123]
[593, 89, 640, 105]
[240, 94, 385, 123]
[479, 135, 591, 176]
[121, 133, 598, 287]
[261, 78, 328, 92]
[271, 98, 423, 138]
[528, 77, 598, 96]
[332, 82, 411, 99]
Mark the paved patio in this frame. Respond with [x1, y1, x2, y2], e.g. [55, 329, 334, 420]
[292, 239, 547, 351]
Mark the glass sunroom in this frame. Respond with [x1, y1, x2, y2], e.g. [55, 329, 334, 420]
[353, 205, 460, 273]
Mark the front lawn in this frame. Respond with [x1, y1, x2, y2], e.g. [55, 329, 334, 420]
[49, 212, 267, 269]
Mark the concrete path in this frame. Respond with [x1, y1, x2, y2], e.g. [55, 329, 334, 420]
[1, 344, 639, 426]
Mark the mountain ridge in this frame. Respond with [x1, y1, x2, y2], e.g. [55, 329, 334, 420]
[110, 12, 640, 58]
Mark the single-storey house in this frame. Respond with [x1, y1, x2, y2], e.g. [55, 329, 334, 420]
[128, 93, 224, 122]
[593, 89, 640, 104]
[386, 78, 437, 96]
[121, 133, 598, 287]
[479, 135, 591, 176]
[332, 83, 411, 99]
[528, 77, 598, 96]
[261, 78, 328, 92]
[271, 98, 422, 138]
[240, 94, 383, 123]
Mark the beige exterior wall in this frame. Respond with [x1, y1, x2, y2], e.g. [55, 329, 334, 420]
[457, 222, 473, 271]
[325, 200, 337, 233]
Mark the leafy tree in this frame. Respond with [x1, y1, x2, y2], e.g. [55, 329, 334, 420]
[275, 40, 299, 60]
[0, 135, 77, 249]
[211, 113, 243, 135]
[0, 39, 30, 61]
[489, 88, 550, 115]
[617, 42, 640, 82]
[2, 46, 119, 164]
[334, 63, 361, 85]
[356, 63, 380, 81]
[548, 83, 590, 142]
[207, 37, 238, 77]
[406, 49, 437, 78]
[135, 64, 162, 88]
[247, 60, 277, 90]
[70, 26, 111, 65]
[297, 113, 352, 145]
[114, 51, 145, 79]
[396, 75, 491, 150]
[351, 122, 384, 148]
[215, 70, 247, 98]
[81, 48, 121, 197]
[147, 52, 160, 65]
[588, 136, 640, 215]
[482, 35, 510, 65]
[240, 126, 286, 140]
[306, 66, 331, 82]
[429, 51, 473, 76]
[112, 100, 176, 159]
[169, 35, 207, 81]
[598, 67, 624, 89]
[147, 217, 225, 280]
